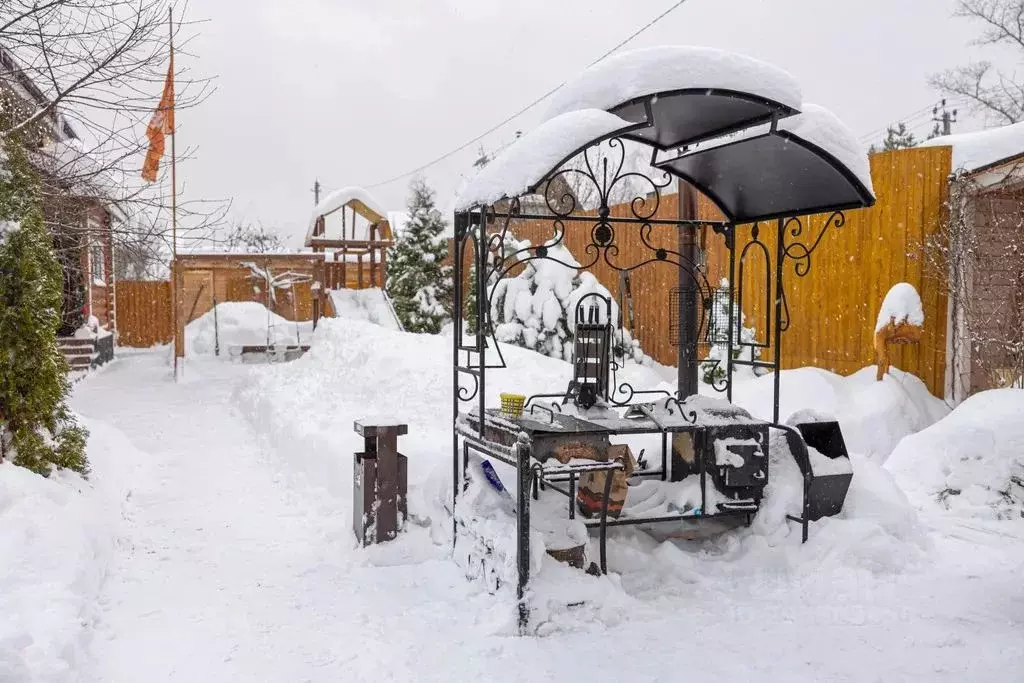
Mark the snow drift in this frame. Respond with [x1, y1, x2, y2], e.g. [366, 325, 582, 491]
[886, 389, 1024, 520]
[732, 366, 948, 462]
[0, 419, 144, 682]
[185, 302, 311, 356]
[235, 319, 940, 630]
[328, 288, 402, 331]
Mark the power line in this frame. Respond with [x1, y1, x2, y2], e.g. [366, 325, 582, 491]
[363, 0, 693, 190]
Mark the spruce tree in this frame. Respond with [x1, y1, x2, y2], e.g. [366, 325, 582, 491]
[386, 179, 453, 333]
[882, 122, 918, 151]
[0, 125, 88, 476]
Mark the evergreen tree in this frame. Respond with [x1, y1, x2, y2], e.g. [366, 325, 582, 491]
[882, 122, 918, 151]
[0, 127, 88, 476]
[386, 179, 453, 333]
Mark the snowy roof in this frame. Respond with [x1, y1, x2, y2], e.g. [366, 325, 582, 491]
[455, 109, 633, 210]
[920, 121, 1024, 173]
[545, 45, 803, 123]
[455, 46, 874, 221]
[305, 186, 387, 245]
[779, 104, 874, 196]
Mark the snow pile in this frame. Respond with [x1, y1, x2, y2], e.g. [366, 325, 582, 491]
[887, 389, 1024, 520]
[731, 367, 948, 462]
[328, 288, 402, 331]
[876, 282, 925, 332]
[236, 321, 937, 600]
[545, 45, 802, 121]
[455, 109, 631, 210]
[185, 302, 310, 356]
[781, 103, 875, 196]
[0, 419, 143, 682]
[921, 120, 1024, 172]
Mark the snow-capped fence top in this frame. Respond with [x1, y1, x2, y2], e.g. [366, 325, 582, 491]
[455, 45, 874, 222]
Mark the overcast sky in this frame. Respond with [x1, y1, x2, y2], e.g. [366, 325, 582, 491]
[174, 0, 1012, 244]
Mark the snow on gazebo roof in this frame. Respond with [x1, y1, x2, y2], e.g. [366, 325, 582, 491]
[545, 45, 803, 123]
[305, 186, 387, 245]
[455, 109, 633, 211]
[456, 45, 874, 222]
[920, 121, 1024, 174]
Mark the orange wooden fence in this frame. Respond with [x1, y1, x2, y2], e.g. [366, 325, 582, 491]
[116, 280, 173, 347]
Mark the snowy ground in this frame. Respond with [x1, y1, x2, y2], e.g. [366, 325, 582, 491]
[4, 329, 1023, 681]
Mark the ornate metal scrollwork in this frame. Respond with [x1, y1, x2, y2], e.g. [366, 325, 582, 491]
[782, 211, 845, 278]
[457, 371, 479, 402]
[543, 137, 673, 221]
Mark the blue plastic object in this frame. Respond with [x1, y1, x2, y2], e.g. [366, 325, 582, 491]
[480, 459, 506, 493]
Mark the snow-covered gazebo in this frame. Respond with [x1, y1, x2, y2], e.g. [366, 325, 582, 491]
[449, 46, 876, 632]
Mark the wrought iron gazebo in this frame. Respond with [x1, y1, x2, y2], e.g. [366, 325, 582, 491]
[450, 46, 876, 632]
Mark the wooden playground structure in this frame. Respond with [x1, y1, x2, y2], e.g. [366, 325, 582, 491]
[119, 188, 400, 359]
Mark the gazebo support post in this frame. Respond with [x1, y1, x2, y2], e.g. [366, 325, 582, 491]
[677, 181, 700, 398]
[773, 218, 785, 424]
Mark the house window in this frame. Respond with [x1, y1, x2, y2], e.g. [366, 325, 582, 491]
[90, 243, 106, 286]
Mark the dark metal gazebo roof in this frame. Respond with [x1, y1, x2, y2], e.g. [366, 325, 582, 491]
[457, 47, 875, 223]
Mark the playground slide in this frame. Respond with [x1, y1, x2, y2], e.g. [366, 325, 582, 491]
[328, 288, 404, 331]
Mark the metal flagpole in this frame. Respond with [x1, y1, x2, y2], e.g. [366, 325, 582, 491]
[169, 6, 179, 381]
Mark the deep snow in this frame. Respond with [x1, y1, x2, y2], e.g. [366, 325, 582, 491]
[887, 389, 1024, 520]
[5, 327, 1022, 681]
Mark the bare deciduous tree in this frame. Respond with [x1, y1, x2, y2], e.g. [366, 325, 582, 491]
[1, 0, 226, 284]
[932, 0, 1024, 124]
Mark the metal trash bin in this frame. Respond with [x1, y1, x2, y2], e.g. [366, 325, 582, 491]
[353, 421, 408, 546]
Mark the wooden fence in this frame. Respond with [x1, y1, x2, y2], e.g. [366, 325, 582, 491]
[116, 280, 173, 347]
[475, 146, 953, 396]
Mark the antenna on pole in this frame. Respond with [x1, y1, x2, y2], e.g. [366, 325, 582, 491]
[313, 179, 321, 206]
[933, 99, 958, 137]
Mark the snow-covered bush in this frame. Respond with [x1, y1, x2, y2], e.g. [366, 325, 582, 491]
[488, 236, 649, 366]
[702, 278, 761, 386]
[386, 179, 453, 334]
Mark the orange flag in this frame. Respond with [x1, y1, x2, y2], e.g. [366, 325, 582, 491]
[142, 58, 175, 183]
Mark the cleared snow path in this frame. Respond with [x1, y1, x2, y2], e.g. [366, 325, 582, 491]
[70, 352, 483, 681]
[67, 350, 1024, 682]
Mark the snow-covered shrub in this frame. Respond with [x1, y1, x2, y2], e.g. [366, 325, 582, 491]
[488, 236, 649, 367]
[386, 179, 453, 334]
[702, 279, 761, 386]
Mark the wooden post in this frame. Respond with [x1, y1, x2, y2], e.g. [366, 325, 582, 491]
[172, 259, 185, 362]
[341, 244, 348, 290]
[369, 223, 377, 289]
[380, 242, 388, 289]
[357, 252, 364, 289]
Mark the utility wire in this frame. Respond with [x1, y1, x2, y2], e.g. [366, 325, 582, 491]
[364, 0, 693, 190]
